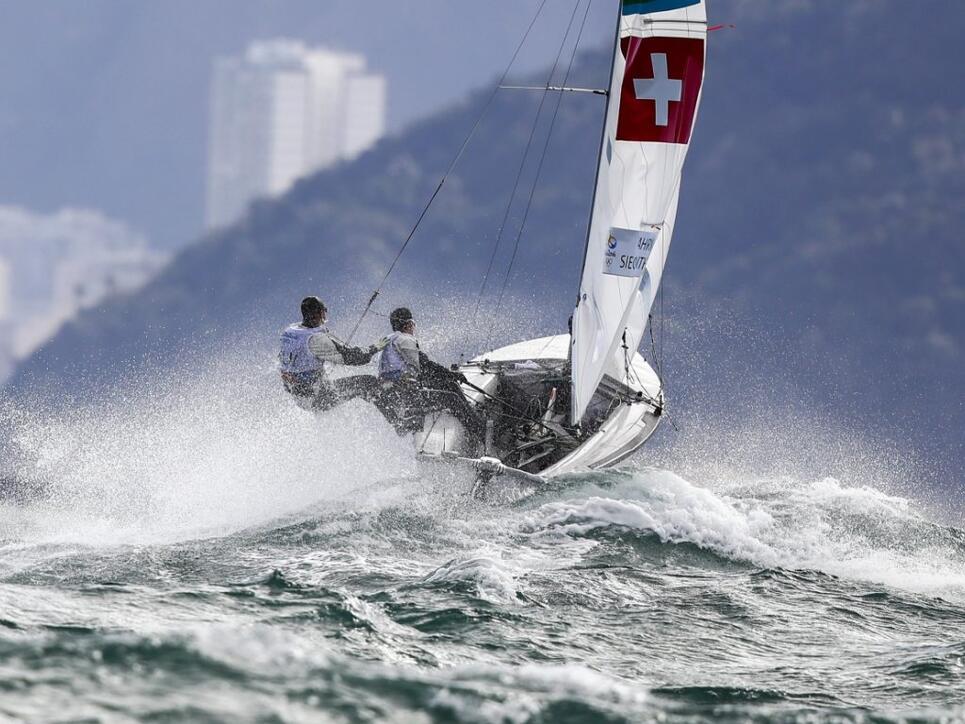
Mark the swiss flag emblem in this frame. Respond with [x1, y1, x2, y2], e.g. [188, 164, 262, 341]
[616, 36, 704, 144]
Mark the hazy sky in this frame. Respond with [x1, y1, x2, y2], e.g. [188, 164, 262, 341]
[0, 1, 615, 249]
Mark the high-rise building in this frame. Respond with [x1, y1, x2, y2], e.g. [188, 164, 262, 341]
[205, 40, 386, 230]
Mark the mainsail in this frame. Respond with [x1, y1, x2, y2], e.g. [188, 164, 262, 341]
[570, 0, 707, 425]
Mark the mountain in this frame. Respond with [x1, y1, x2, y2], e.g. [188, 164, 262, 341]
[4, 2, 963, 479]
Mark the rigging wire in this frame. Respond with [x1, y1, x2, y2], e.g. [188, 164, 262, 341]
[658, 205, 668, 407]
[469, 2, 584, 333]
[648, 313, 661, 379]
[659, 263, 665, 382]
[485, 0, 594, 347]
[345, 0, 549, 343]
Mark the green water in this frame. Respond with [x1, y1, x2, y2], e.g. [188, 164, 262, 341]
[2, 466, 964, 723]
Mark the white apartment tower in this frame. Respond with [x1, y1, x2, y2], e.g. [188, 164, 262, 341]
[205, 40, 386, 229]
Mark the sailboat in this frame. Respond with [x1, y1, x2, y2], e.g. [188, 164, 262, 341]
[388, 0, 708, 487]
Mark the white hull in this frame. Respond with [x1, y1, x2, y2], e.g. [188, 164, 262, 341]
[414, 334, 663, 482]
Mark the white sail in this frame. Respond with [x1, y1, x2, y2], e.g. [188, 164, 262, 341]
[570, 0, 706, 425]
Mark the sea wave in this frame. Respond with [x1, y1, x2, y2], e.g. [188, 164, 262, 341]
[517, 468, 965, 602]
[2, 619, 962, 723]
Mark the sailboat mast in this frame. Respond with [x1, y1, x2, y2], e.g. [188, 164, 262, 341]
[573, 2, 623, 314]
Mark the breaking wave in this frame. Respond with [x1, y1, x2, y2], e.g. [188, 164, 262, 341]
[519, 469, 965, 602]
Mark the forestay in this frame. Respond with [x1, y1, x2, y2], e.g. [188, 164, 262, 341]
[570, 0, 706, 425]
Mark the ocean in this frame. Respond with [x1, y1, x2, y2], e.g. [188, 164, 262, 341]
[1, 372, 963, 723]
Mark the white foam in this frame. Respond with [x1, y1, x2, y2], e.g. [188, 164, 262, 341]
[190, 622, 331, 673]
[522, 469, 780, 566]
[429, 662, 648, 723]
[518, 468, 965, 602]
[423, 554, 520, 603]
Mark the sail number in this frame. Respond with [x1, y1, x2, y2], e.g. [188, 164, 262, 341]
[602, 227, 658, 279]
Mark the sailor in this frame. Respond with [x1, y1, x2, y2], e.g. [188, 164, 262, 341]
[278, 296, 381, 411]
[376, 307, 486, 443]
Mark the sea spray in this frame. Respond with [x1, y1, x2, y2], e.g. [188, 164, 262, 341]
[0, 357, 413, 545]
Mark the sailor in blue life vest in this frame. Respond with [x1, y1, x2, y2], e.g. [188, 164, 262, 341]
[375, 307, 487, 444]
[278, 296, 383, 411]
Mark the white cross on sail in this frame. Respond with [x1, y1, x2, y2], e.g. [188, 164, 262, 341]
[632, 53, 681, 126]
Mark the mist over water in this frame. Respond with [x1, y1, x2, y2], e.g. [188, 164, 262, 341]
[1, 309, 963, 722]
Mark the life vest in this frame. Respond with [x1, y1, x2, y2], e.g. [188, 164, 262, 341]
[279, 323, 325, 374]
[378, 332, 410, 381]
[279, 323, 325, 394]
